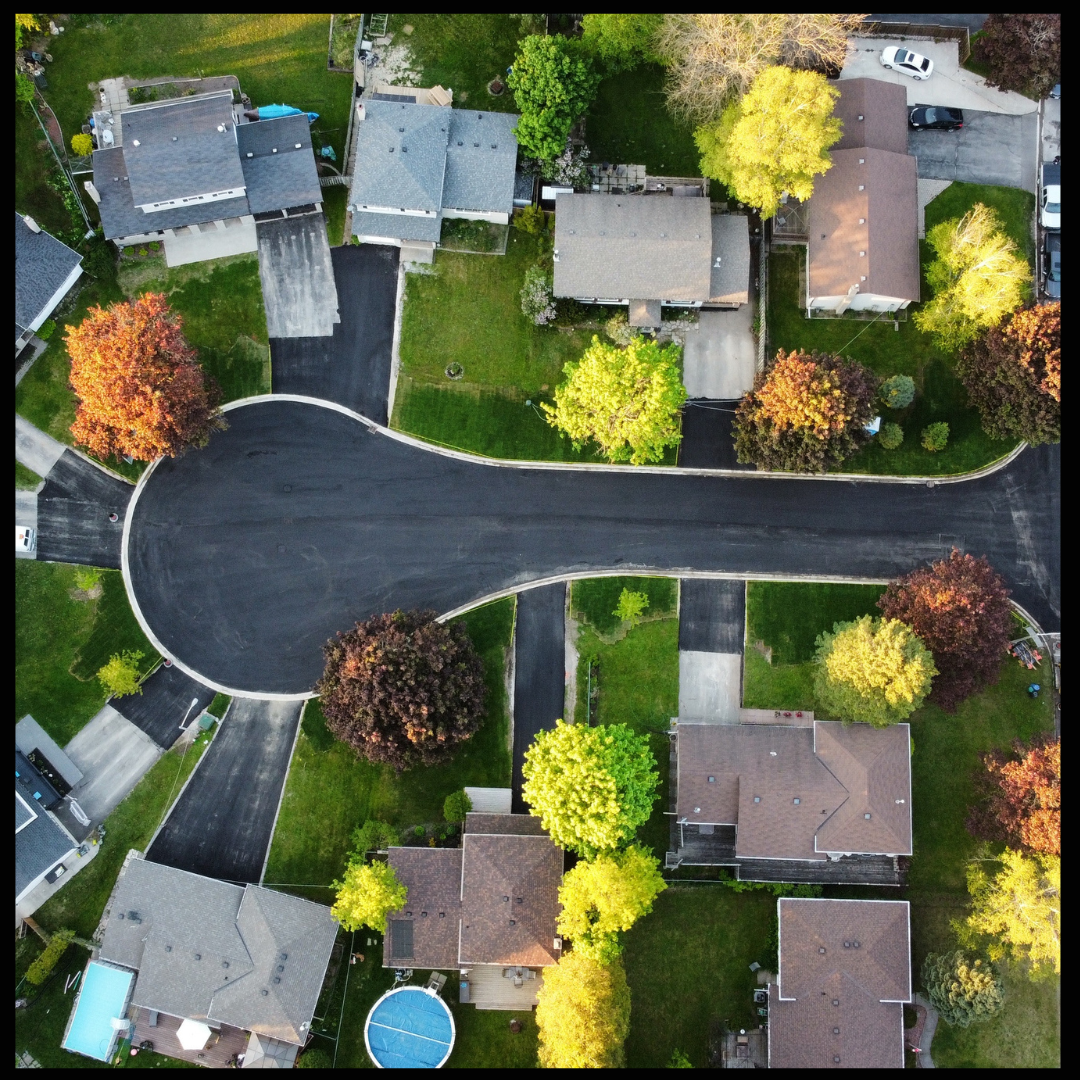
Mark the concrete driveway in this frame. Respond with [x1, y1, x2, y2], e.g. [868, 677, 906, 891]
[841, 37, 1038, 115]
[256, 212, 340, 338]
[909, 110, 1038, 190]
[682, 308, 757, 400]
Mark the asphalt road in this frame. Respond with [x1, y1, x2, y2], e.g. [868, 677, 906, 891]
[146, 697, 302, 883]
[909, 109, 1037, 190]
[126, 399, 1060, 697]
[111, 662, 216, 751]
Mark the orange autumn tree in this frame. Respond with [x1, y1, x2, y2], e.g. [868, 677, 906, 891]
[67, 293, 224, 461]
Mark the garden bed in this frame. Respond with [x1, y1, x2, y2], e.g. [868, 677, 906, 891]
[439, 217, 509, 255]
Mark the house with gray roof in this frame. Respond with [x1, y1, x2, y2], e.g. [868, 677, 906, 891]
[97, 855, 337, 1063]
[552, 193, 750, 328]
[348, 97, 519, 261]
[15, 213, 83, 356]
[15, 749, 80, 910]
[89, 91, 322, 268]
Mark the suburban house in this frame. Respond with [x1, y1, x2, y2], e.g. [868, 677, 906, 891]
[348, 96, 519, 262]
[671, 719, 911, 884]
[15, 212, 83, 357]
[89, 91, 323, 268]
[383, 811, 564, 1010]
[769, 898, 912, 1069]
[552, 193, 750, 329]
[805, 78, 920, 314]
[85, 855, 338, 1067]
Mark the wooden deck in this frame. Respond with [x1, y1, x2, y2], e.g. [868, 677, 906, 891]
[127, 1008, 249, 1068]
[464, 965, 543, 1011]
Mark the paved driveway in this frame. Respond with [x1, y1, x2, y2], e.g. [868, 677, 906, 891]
[841, 37, 1037, 115]
[909, 110, 1038, 190]
[111, 663, 216, 751]
[682, 308, 756, 400]
[125, 400, 1059, 697]
[256, 213, 340, 338]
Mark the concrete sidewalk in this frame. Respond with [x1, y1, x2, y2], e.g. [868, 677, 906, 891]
[15, 413, 67, 477]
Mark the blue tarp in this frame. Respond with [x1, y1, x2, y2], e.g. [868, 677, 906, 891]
[257, 104, 319, 123]
[366, 988, 454, 1069]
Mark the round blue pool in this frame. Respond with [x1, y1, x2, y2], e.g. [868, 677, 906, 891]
[365, 986, 456, 1069]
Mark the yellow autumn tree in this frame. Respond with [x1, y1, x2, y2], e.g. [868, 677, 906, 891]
[331, 861, 407, 933]
[536, 951, 631, 1068]
[814, 616, 936, 727]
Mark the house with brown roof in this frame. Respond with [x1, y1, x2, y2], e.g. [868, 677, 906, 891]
[671, 720, 911, 884]
[805, 78, 920, 314]
[383, 812, 564, 1009]
[769, 897, 911, 1069]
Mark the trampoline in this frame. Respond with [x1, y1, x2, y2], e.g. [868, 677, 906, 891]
[365, 986, 456, 1069]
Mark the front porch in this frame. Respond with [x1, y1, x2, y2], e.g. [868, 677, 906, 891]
[462, 965, 544, 1011]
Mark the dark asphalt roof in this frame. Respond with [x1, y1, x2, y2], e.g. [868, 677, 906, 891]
[443, 110, 519, 214]
[15, 214, 83, 336]
[353, 209, 443, 243]
[16, 752, 76, 899]
[237, 114, 321, 214]
[125, 401, 1059, 696]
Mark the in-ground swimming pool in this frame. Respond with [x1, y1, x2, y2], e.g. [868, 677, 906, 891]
[62, 961, 134, 1062]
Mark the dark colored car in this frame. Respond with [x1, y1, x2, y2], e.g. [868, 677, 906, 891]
[908, 105, 964, 130]
[1044, 233, 1061, 299]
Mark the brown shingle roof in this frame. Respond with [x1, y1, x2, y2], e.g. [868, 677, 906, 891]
[465, 812, 547, 836]
[833, 79, 909, 154]
[459, 834, 563, 967]
[807, 147, 920, 303]
[382, 849, 462, 970]
[770, 898, 910, 1069]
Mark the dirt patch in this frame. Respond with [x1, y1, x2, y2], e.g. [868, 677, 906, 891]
[372, 40, 422, 87]
[68, 583, 103, 603]
[752, 640, 773, 663]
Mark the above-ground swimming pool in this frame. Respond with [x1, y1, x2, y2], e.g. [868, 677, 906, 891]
[62, 961, 134, 1062]
[365, 986, 456, 1068]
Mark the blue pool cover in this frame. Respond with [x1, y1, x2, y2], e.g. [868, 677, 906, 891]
[365, 987, 456, 1068]
[62, 961, 134, 1062]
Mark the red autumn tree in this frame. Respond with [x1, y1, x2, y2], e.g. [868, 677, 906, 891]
[317, 609, 487, 770]
[966, 734, 1060, 856]
[957, 303, 1060, 446]
[972, 14, 1060, 99]
[877, 550, 1013, 711]
[66, 292, 223, 461]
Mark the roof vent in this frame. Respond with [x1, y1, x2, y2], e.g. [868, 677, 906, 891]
[861, 276, 867, 282]
[261, 989, 269, 997]
[852, 940, 860, 948]
[217, 124, 225, 133]
[859, 251, 866, 257]
[834, 1057, 841, 1064]
[509, 919, 516, 926]
[421, 910, 427, 917]
[793, 798, 801, 805]
[859, 158, 865, 164]
[858, 218, 865, 224]
[277, 965, 284, 973]
[832, 999, 840, 1006]
[280, 954, 288, 961]
[660, 232, 666, 237]
[491, 143, 497, 149]
[222, 961, 229, 969]
[477, 113, 482, 119]
[388, 147, 394, 153]
[194, 954, 202, 961]
[457, 140, 463, 146]
[117, 912, 124, 920]
[165, 945, 172, 952]
[172, 136, 178, 141]
[858, 114, 864, 120]
[864, 812, 872, 819]
[843, 941, 851, 948]
[439, 911, 445, 917]
[399, 127, 405, 132]
[769, 751, 778, 757]
[402, 146, 407, 152]
[295, 142, 301, 149]
[753, 796, 761, 803]
[833, 1027, 840, 1035]
[246, 152, 253, 158]
[818, 947, 826, 954]
[694, 807, 701, 813]
[272, 147, 278, 153]
[503, 896, 510, 902]
[474, 142, 480, 147]
[273, 976, 281, 984]
[858, 185, 865, 191]
[132, 139, 141, 147]
[517, 897, 523, 904]
[714, 256, 722, 267]
[708, 776, 715, 783]
[820, 233, 826, 240]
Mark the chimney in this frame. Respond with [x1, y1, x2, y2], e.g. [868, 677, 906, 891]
[84, 181, 101, 205]
[23, 215, 41, 233]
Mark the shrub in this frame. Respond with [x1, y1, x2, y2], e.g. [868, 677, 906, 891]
[74, 566, 103, 591]
[880, 374, 915, 409]
[877, 422, 904, 450]
[149, 241, 161, 252]
[70, 132, 94, 156]
[97, 650, 145, 698]
[413, 825, 426, 838]
[443, 789, 473, 823]
[296, 1048, 333, 1068]
[37, 319, 57, 341]
[613, 588, 649, 629]
[604, 312, 641, 347]
[513, 204, 547, 235]
[349, 820, 400, 859]
[922, 951, 1005, 1028]
[138, 247, 149, 256]
[521, 263, 557, 325]
[25, 929, 75, 986]
[668, 1049, 694, 1068]
[921, 422, 949, 452]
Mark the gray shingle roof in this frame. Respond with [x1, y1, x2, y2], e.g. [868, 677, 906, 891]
[443, 110, 518, 214]
[553, 194, 713, 302]
[709, 214, 750, 305]
[353, 209, 443, 243]
[98, 858, 336, 1044]
[15, 754, 77, 902]
[237, 115, 322, 215]
[15, 214, 83, 337]
[122, 94, 245, 206]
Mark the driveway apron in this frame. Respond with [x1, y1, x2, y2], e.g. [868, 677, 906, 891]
[678, 580, 746, 724]
[146, 697, 302, 883]
[111, 663, 217, 751]
[678, 399, 752, 470]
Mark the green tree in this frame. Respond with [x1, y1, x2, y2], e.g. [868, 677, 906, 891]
[880, 374, 916, 409]
[349, 819, 400, 858]
[16, 72, 35, 103]
[696, 66, 841, 217]
[25, 929, 75, 986]
[443, 789, 472, 824]
[581, 13, 663, 71]
[813, 616, 936, 727]
[877, 422, 904, 450]
[522, 720, 659, 857]
[914, 204, 1032, 350]
[543, 335, 686, 465]
[331, 860, 408, 933]
[613, 588, 649, 629]
[921, 422, 949, 452]
[508, 35, 599, 160]
[96, 650, 145, 698]
[922, 950, 1005, 1028]
[668, 1049, 694, 1068]
[536, 952, 631, 1068]
[959, 849, 1060, 976]
[556, 845, 666, 961]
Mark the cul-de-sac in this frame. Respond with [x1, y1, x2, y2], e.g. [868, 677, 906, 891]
[16, 13, 1059, 1070]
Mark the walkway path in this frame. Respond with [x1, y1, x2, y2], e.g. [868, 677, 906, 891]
[15, 414, 67, 477]
[912, 993, 939, 1068]
[124, 400, 1059, 697]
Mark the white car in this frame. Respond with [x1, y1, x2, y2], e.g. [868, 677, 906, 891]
[16, 525, 36, 551]
[880, 46, 934, 80]
[1041, 184, 1061, 230]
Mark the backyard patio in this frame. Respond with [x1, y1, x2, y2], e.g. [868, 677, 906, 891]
[127, 1008, 248, 1068]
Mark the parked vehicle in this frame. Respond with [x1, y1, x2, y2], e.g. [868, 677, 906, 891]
[880, 46, 934, 80]
[1041, 161, 1061, 231]
[908, 105, 963, 130]
[1044, 232, 1061, 298]
[16, 526, 36, 552]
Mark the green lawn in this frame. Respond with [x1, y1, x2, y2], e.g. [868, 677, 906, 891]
[586, 64, 702, 178]
[15, 103, 74, 237]
[34, 734, 212, 940]
[924, 180, 1037, 266]
[571, 575, 678, 637]
[263, 599, 516, 902]
[322, 184, 349, 247]
[743, 580, 1059, 1067]
[16, 563, 159, 746]
[118, 254, 271, 401]
[17, 460, 43, 489]
[623, 886, 775, 1068]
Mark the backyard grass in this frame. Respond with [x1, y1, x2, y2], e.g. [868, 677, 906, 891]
[623, 885, 775, 1068]
[15, 102, 74, 237]
[263, 599, 516, 902]
[386, 14, 534, 112]
[118, 254, 271, 401]
[17, 460, 43, 489]
[16, 563, 159, 746]
[33, 733, 213, 940]
[322, 183, 349, 247]
[768, 247, 1017, 476]
[571, 575, 678, 638]
[743, 579, 1059, 1068]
